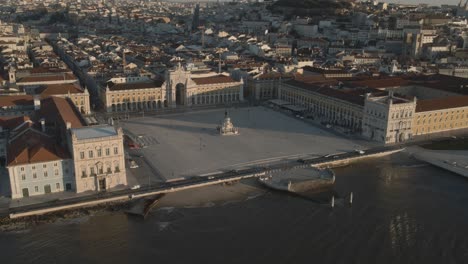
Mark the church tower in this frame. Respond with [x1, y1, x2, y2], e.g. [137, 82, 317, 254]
[192, 3, 200, 31]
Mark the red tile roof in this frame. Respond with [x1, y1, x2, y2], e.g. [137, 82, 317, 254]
[7, 129, 70, 166]
[347, 77, 411, 89]
[36, 83, 84, 97]
[39, 97, 85, 129]
[416, 95, 468, 112]
[255, 72, 294, 80]
[29, 67, 70, 74]
[0, 116, 30, 130]
[108, 80, 164, 91]
[285, 79, 366, 106]
[191, 75, 238, 85]
[17, 73, 77, 83]
[0, 95, 34, 107]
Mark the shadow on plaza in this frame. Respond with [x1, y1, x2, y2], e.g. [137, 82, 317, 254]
[123, 107, 341, 140]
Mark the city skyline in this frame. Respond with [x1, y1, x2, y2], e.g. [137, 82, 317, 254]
[0, 0, 467, 262]
[385, 0, 459, 5]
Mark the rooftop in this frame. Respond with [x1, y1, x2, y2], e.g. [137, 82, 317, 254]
[17, 73, 77, 83]
[0, 95, 34, 107]
[7, 129, 70, 167]
[0, 116, 30, 130]
[284, 79, 367, 106]
[39, 97, 85, 129]
[191, 75, 238, 85]
[71, 125, 118, 140]
[416, 95, 468, 113]
[37, 83, 84, 97]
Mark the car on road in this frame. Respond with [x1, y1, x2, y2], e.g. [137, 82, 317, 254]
[355, 149, 365, 155]
[124, 135, 140, 149]
[131, 185, 140, 190]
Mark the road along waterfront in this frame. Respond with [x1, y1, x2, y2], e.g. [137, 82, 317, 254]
[7, 147, 402, 219]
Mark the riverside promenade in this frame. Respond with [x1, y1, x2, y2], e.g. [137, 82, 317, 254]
[5, 145, 403, 219]
[408, 146, 468, 178]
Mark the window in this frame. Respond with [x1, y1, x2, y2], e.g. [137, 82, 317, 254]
[99, 167, 103, 174]
[115, 165, 120, 172]
[114, 147, 118, 155]
[43, 164, 47, 169]
[35, 186, 39, 192]
[44, 172, 48, 177]
[90, 167, 95, 176]
[107, 167, 112, 173]
[81, 170, 87, 178]
[32, 166, 35, 170]
[21, 174, 26, 181]
[89, 150, 93, 158]
[33, 173, 37, 179]
[55, 170, 59, 176]
[54, 163, 58, 167]
[65, 168, 69, 174]
[56, 183, 60, 189]
[106, 148, 110, 156]
[80, 152, 85, 159]
[97, 149, 102, 157]
[20, 167, 24, 171]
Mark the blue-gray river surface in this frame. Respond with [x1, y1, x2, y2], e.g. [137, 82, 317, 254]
[2, 153, 468, 264]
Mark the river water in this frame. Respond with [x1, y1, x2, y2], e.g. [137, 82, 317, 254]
[2, 153, 468, 264]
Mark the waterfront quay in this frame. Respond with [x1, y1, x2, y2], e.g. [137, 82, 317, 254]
[3, 105, 466, 219]
[7, 145, 402, 219]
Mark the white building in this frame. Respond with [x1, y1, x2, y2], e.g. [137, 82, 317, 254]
[7, 129, 75, 198]
[69, 125, 127, 193]
[362, 92, 417, 144]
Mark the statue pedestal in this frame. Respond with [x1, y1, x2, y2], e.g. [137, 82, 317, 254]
[217, 115, 239, 136]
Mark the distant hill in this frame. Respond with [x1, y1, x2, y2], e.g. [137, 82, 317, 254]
[272, 0, 352, 9]
[268, 0, 352, 16]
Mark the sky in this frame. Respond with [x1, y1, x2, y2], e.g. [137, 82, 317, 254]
[384, 0, 460, 5]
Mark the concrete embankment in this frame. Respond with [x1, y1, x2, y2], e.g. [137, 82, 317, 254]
[311, 148, 403, 169]
[9, 194, 132, 219]
[408, 147, 468, 178]
[259, 167, 335, 193]
[6, 147, 403, 219]
[7, 172, 266, 219]
[125, 194, 164, 218]
[1, 202, 128, 232]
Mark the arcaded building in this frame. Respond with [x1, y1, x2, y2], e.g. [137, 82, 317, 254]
[102, 65, 244, 112]
[413, 96, 468, 136]
[280, 79, 366, 133]
[276, 74, 468, 144]
[102, 76, 164, 112]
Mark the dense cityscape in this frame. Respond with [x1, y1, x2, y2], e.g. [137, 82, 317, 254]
[0, 0, 467, 263]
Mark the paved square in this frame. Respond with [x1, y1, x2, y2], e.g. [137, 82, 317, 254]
[122, 106, 361, 180]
